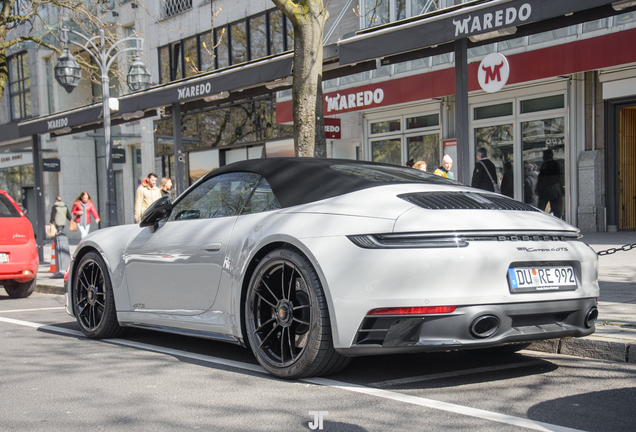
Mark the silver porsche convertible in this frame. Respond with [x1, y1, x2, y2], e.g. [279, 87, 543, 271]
[65, 158, 599, 379]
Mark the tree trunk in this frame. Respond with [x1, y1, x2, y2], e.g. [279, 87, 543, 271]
[274, 0, 328, 158]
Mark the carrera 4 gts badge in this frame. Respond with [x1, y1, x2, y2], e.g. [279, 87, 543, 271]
[517, 247, 568, 252]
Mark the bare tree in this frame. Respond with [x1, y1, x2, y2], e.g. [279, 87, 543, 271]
[272, 0, 329, 158]
[0, 1, 123, 102]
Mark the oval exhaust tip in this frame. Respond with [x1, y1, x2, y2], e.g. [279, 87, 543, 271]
[585, 307, 598, 328]
[470, 315, 500, 339]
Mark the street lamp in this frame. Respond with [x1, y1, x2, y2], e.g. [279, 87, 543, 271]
[54, 28, 152, 227]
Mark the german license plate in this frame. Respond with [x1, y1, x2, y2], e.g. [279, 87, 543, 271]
[0, 253, 8, 263]
[508, 265, 577, 293]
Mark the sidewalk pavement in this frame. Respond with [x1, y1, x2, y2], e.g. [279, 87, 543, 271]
[34, 232, 636, 363]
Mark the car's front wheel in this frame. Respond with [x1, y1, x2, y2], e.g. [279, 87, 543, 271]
[3, 278, 36, 298]
[73, 251, 125, 339]
[245, 247, 350, 379]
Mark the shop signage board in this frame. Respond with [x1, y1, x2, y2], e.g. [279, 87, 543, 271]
[0, 152, 33, 169]
[43, 158, 61, 172]
[478, 53, 510, 93]
[338, 0, 619, 66]
[324, 118, 341, 139]
[112, 148, 126, 164]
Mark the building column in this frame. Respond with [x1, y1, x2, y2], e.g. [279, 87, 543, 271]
[454, 38, 470, 184]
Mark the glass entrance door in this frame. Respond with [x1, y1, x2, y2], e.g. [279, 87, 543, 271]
[474, 124, 514, 198]
[522, 117, 565, 219]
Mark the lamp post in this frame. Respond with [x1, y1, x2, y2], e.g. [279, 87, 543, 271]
[54, 28, 152, 227]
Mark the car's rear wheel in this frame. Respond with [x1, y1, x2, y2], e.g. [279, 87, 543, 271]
[245, 247, 350, 379]
[3, 278, 36, 298]
[73, 251, 124, 339]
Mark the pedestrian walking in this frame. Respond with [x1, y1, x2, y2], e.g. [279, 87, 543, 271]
[71, 191, 100, 239]
[471, 147, 498, 192]
[536, 149, 563, 218]
[134, 172, 162, 222]
[159, 177, 173, 199]
[412, 160, 427, 172]
[433, 155, 453, 179]
[49, 196, 71, 234]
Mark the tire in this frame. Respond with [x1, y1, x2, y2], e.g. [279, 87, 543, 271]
[73, 251, 125, 339]
[471, 342, 531, 356]
[3, 278, 36, 299]
[245, 247, 350, 379]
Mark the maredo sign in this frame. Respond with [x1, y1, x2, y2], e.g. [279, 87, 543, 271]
[324, 118, 341, 139]
[478, 53, 510, 93]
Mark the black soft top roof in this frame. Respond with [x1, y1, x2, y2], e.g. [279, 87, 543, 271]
[204, 158, 457, 208]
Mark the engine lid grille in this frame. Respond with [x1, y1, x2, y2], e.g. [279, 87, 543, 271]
[399, 192, 540, 212]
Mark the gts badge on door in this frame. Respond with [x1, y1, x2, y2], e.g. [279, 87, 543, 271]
[133, 304, 146, 309]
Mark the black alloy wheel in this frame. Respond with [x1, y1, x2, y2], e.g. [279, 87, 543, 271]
[73, 251, 124, 339]
[245, 247, 350, 379]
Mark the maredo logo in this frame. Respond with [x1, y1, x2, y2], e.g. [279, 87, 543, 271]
[325, 88, 384, 113]
[478, 53, 510, 93]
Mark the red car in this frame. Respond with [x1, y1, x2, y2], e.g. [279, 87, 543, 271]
[0, 190, 39, 298]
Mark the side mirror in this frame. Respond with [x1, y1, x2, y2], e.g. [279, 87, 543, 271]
[140, 197, 173, 228]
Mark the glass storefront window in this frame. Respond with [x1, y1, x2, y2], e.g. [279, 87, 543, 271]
[250, 14, 267, 60]
[215, 27, 229, 69]
[407, 114, 439, 129]
[183, 37, 198, 77]
[520, 95, 564, 114]
[407, 133, 440, 171]
[529, 26, 578, 45]
[522, 117, 566, 219]
[498, 37, 525, 51]
[269, 9, 285, 55]
[231, 21, 248, 65]
[372, 138, 402, 165]
[199, 32, 214, 73]
[189, 149, 219, 183]
[474, 102, 513, 121]
[370, 119, 401, 134]
[474, 124, 515, 198]
[159, 45, 170, 84]
[583, 18, 608, 33]
[394, 58, 429, 74]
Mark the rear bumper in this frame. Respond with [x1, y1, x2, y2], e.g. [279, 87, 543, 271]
[0, 241, 39, 284]
[338, 298, 598, 356]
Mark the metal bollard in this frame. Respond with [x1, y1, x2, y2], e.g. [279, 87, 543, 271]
[52, 233, 71, 279]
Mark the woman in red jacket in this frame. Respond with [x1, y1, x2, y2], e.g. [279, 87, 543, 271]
[71, 191, 100, 239]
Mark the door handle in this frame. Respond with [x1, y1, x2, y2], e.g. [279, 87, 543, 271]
[201, 242, 222, 251]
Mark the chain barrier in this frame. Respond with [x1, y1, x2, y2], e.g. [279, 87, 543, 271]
[595, 243, 636, 256]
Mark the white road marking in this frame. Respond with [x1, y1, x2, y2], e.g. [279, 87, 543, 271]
[0, 307, 65, 314]
[371, 360, 542, 388]
[0, 316, 585, 432]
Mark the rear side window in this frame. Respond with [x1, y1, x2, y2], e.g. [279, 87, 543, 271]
[0, 194, 20, 218]
[241, 178, 281, 215]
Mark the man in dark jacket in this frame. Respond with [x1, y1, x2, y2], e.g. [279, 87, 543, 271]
[50, 196, 71, 233]
[536, 149, 563, 218]
[471, 147, 498, 192]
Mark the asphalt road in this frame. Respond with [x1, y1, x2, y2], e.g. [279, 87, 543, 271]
[1, 292, 635, 432]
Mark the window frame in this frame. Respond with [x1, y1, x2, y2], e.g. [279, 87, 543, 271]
[8, 51, 31, 121]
